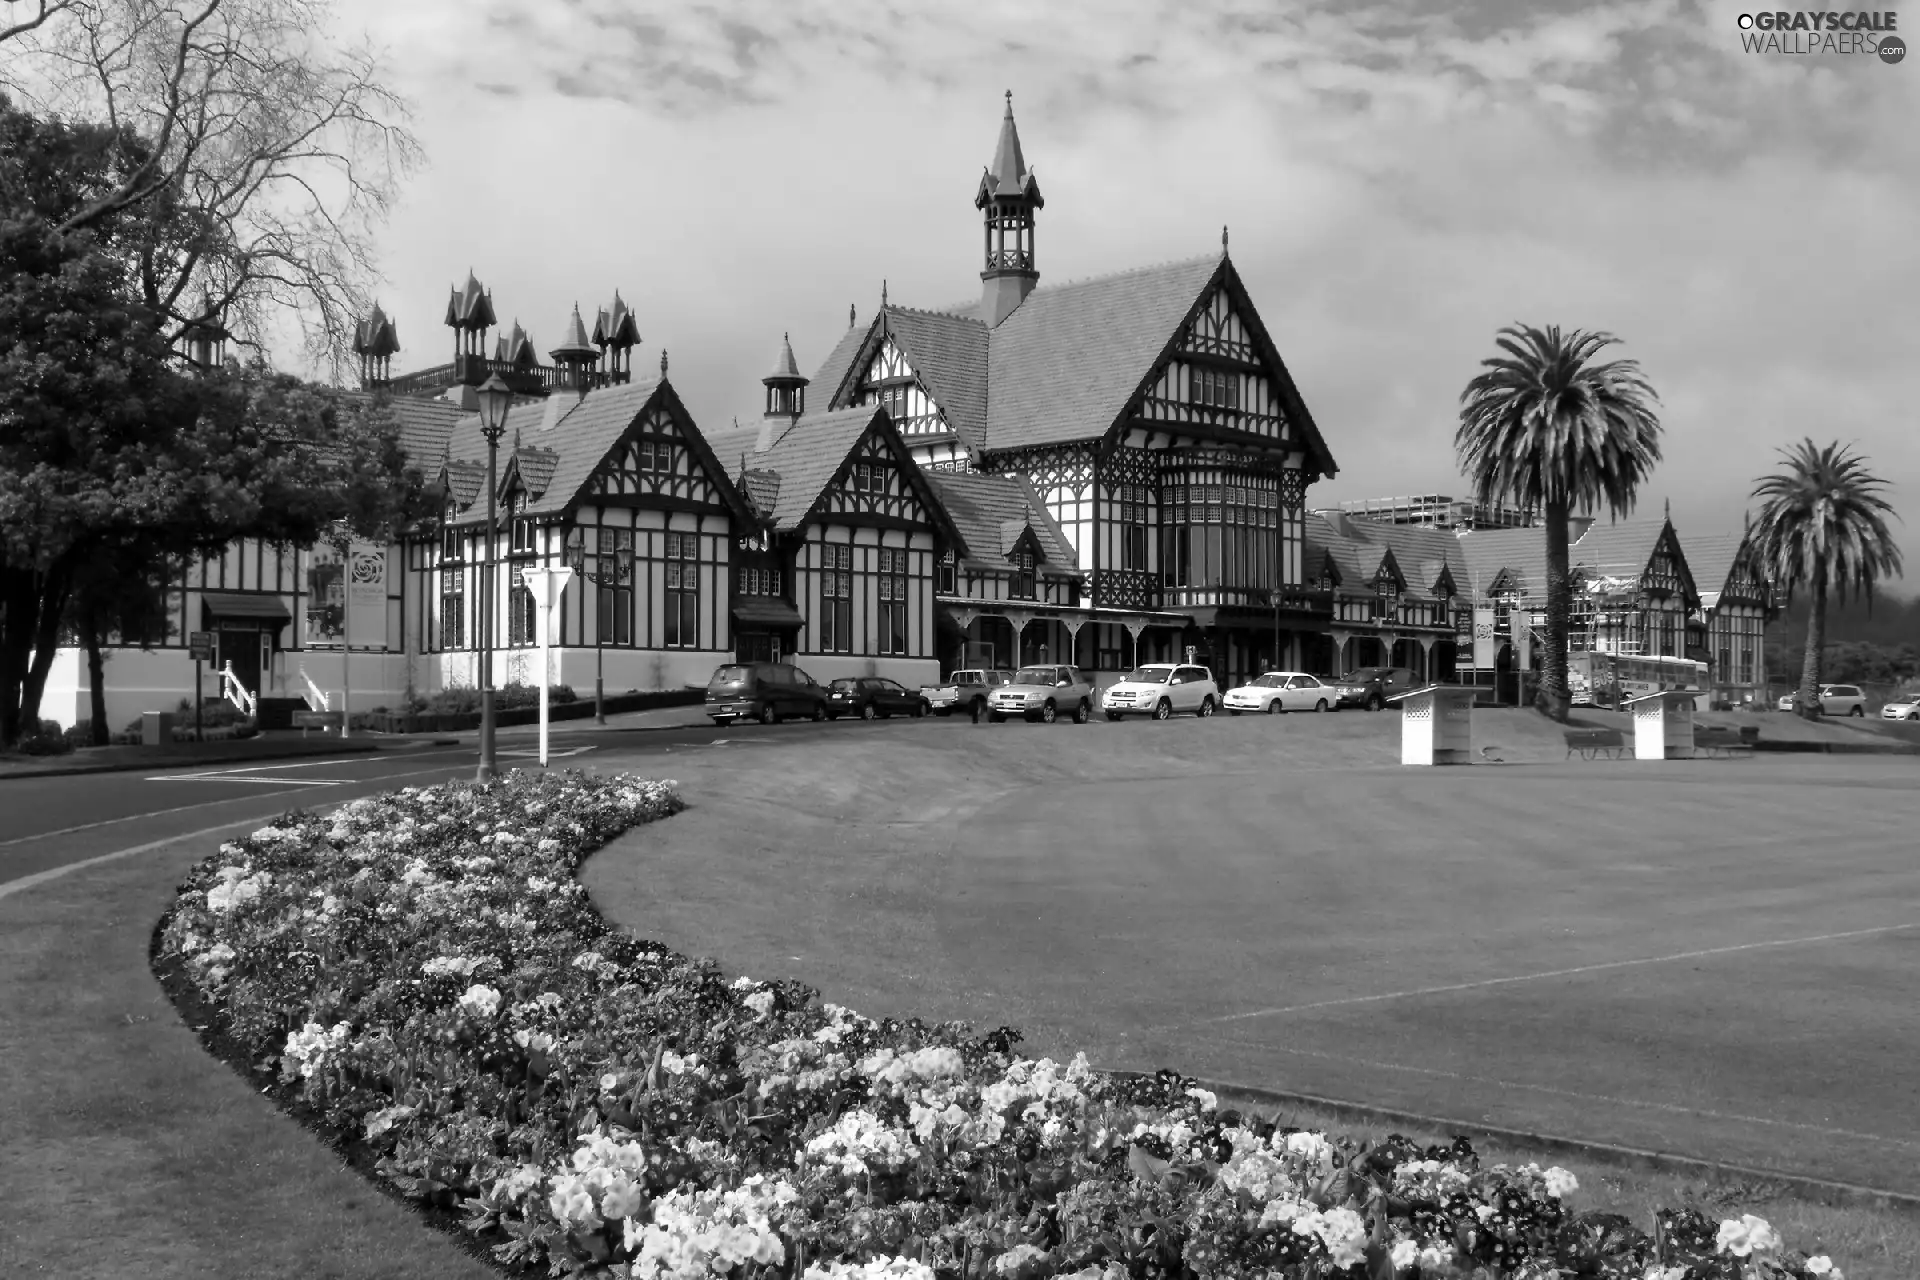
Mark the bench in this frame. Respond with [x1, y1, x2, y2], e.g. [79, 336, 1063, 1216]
[1564, 728, 1627, 760]
[1692, 726, 1754, 758]
[292, 709, 344, 736]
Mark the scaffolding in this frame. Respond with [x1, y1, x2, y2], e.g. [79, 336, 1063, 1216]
[1337, 494, 1537, 531]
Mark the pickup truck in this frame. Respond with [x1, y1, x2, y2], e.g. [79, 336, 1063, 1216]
[923, 668, 1015, 719]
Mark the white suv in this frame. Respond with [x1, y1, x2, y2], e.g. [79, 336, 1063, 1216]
[1101, 664, 1219, 720]
[1777, 684, 1868, 717]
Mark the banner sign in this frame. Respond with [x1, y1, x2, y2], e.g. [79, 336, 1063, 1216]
[1511, 607, 1533, 668]
[1471, 607, 1497, 669]
[344, 541, 387, 649]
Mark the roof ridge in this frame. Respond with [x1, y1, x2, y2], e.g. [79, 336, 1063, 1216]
[1029, 251, 1219, 295]
[888, 302, 989, 324]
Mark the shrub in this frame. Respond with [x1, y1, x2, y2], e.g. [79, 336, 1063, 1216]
[424, 683, 574, 715]
[153, 772, 1848, 1280]
[16, 730, 74, 755]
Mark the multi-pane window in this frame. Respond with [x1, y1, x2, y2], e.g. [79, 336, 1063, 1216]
[1190, 366, 1240, 410]
[1119, 484, 1151, 571]
[935, 550, 956, 596]
[663, 531, 699, 647]
[439, 566, 465, 649]
[595, 528, 634, 646]
[508, 492, 532, 553]
[508, 564, 536, 646]
[1012, 549, 1036, 599]
[852, 461, 885, 493]
[1160, 474, 1278, 590]
[1739, 646, 1755, 684]
[820, 544, 853, 652]
[878, 548, 909, 655]
[441, 502, 461, 561]
[636, 439, 676, 476]
[738, 567, 783, 596]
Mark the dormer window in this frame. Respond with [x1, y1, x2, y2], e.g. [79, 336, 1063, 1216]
[508, 492, 533, 553]
[1012, 548, 1036, 599]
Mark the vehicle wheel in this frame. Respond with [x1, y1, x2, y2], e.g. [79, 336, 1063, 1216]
[1228, 708, 1242, 717]
[914, 701, 929, 718]
[811, 705, 826, 722]
[757, 703, 777, 726]
[1314, 699, 1328, 713]
[1197, 696, 1215, 718]
[860, 703, 877, 721]
[1365, 693, 1385, 712]
[988, 711, 1005, 723]
[1040, 701, 1057, 724]
[970, 697, 986, 722]
[1153, 699, 1172, 721]
[1266, 698, 1282, 714]
[1072, 700, 1089, 724]
[1850, 706, 1864, 717]
[1105, 711, 1122, 722]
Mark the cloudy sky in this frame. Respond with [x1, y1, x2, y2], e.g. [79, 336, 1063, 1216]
[335, 0, 1916, 585]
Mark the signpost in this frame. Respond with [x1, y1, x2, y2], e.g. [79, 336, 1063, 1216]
[343, 542, 387, 740]
[520, 565, 574, 766]
[1511, 608, 1532, 708]
[188, 631, 213, 740]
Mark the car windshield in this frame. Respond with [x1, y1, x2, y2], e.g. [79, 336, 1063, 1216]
[1122, 667, 1173, 684]
[1346, 668, 1386, 682]
[1012, 667, 1057, 685]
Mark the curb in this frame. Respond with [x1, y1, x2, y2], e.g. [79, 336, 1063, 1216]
[1750, 739, 1920, 756]
[0, 738, 458, 781]
[1140, 1072, 1920, 1216]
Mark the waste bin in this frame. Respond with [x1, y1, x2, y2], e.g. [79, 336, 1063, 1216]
[1625, 690, 1696, 760]
[1388, 685, 1477, 765]
[141, 711, 175, 747]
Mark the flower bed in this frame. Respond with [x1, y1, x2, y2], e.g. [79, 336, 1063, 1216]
[153, 771, 1846, 1280]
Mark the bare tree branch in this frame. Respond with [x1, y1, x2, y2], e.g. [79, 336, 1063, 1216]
[0, 0, 79, 46]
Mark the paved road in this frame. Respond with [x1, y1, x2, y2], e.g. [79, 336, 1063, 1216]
[0, 717, 847, 884]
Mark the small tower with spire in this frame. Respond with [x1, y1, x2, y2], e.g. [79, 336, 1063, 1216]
[184, 292, 229, 371]
[762, 332, 808, 427]
[444, 270, 496, 373]
[591, 289, 641, 384]
[976, 90, 1044, 328]
[549, 304, 599, 395]
[353, 302, 400, 388]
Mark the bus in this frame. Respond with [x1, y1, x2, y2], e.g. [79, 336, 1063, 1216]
[1569, 652, 1706, 708]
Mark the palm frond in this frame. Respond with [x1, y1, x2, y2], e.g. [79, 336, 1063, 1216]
[1748, 439, 1903, 608]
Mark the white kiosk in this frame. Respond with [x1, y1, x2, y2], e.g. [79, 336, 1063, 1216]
[1387, 684, 1479, 766]
[1624, 689, 1696, 761]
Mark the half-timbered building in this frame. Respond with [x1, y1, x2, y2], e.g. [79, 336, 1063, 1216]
[1679, 527, 1778, 707]
[759, 95, 1341, 691]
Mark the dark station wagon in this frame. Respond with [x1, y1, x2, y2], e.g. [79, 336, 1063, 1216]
[705, 662, 829, 725]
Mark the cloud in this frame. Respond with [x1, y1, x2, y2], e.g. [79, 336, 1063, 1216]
[327, 0, 1917, 584]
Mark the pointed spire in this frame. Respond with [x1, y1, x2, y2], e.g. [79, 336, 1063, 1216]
[1665, 497, 1672, 522]
[1222, 224, 1229, 253]
[660, 348, 668, 378]
[985, 89, 1029, 196]
[849, 303, 856, 330]
[767, 331, 801, 381]
[881, 279, 888, 310]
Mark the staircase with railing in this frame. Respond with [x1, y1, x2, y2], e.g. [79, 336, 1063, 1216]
[220, 662, 258, 717]
[298, 666, 330, 713]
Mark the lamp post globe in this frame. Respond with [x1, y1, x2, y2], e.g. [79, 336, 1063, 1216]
[474, 374, 514, 782]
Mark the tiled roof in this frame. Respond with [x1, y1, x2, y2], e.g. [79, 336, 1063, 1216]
[1676, 529, 1760, 603]
[336, 392, 465, 470]
[1307, 511, 1471, 598]
[740, 468, 781, 517]
[704, 419, 775, 481]
[806, 324, 872, 415]
[513, 445, 560, 499]
[923, 470, 1078, 572]
[766, 332, 802, 382]
[745, 406, 884, 532]
[978, 96, 1042, 205]
[444, 459, 485, 508]
[519, 379, 657, 518]
[1454, 526, 1549, 598]
[1569, 517, 1668, 579]
[883, 306, 989, 447]
[984, 253, 1222, 450]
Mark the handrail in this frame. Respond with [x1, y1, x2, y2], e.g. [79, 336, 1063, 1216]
[220, 661, 257, 717]
[297, 665, 330, 712]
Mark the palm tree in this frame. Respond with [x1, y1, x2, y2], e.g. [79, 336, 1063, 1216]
[1749, 440, 1903, 719]
[1456, 325, 1664, 723]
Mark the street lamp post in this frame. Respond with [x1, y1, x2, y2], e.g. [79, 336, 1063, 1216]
[474, 374, 514, 782]
[567, 536, 633, 724]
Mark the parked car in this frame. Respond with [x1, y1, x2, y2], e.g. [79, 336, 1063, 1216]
[1100, 664, 1220, 720]
[826, 676, 932, 720]
[986, 665, 1096, 723]
[923, 668, 1015, 718]
[705, 662, 829, 725]
[1330, 666, 1418, 712]
[1777, 684, 1868, 717]
[1880, 691, 1920, 721]
[1222, 671, 1337, 714]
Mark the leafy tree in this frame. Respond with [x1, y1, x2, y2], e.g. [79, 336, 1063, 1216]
[1456, 325, 1664, 722]
[1750, 440, 1905, 717]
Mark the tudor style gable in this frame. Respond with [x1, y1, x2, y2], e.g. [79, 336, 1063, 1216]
[586, 399, 736, 515]
[818, 427, 950, 532]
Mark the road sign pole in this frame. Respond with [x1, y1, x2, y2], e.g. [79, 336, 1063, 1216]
[195, 658, 203, 740]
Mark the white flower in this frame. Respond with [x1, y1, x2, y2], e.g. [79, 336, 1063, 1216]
[205, 866, 271, 912]
[457, 984, 502, 1018]
[1290, 1206, 1368, 1269]
[364, 1104, 416, 1139]
[743, 988, 775, 1019]
[494, 1163, 544, 1200]
[1185, 1086, 1217, 1112]
[1390, 1239, 1419, 1269]
[1805, 1257, 1841, 1278]
[1542, 1166, 1579, 1199]
[600, 1176, 645, 1222]
[1716, 1214, 1781, 1257]
[548, 1173, 601, 1229]
[991, 1245, 1049, 1275]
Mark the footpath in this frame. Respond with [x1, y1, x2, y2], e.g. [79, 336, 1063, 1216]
[0, 703, 714, 781]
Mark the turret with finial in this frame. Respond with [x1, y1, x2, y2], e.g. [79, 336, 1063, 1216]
[976, 89, 1043, 327]
[763, 331, 808, 428]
